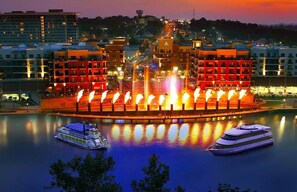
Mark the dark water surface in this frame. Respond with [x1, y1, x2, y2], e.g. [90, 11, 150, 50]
[0, 111, 296, 192]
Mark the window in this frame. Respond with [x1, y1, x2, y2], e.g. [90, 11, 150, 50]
[281, 53, 285, 57]
[6, 55, 11, 59]
[260, 53, 264, 57]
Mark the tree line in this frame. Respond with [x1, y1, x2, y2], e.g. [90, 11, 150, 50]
[46, 152, 254, 192]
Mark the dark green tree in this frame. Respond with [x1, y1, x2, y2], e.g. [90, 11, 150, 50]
[131, 154, 185, 192]
[218, 183, 254, 192]
[47, 152, 122, 192]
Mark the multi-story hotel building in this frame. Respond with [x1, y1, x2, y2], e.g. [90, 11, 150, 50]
[251, 46, 297, 94]
[0, 46, 51, 92]
[153, 37, 192, 76]
[52, 49, 107, 93]
[0, 9, 79, 44]
[191, 48, 252, 90]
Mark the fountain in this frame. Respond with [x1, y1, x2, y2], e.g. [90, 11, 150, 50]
[227, 90, 235, 110]
[124, 91, 131, 113]
[88, 90, 95, 112]
[76, 90, 84, 112]
[216, 90, 225, 110]
[100, 90, 108, 113]
[112, 92, 120, 112]
[135, 94, 143, 112]
[238, 90, 247, 109]
[205, 89, 212, 110]
[193, 88, 200, 110]
[182, 92, 190, 111]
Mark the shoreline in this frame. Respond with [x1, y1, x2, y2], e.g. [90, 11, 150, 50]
[1, 107, 296, 123]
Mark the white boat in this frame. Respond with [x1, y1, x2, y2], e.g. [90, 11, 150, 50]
[55, 122, 109, 149]
[207, 123, 274, 155]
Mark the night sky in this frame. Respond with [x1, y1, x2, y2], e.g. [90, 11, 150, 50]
[1, 0, 297, 24]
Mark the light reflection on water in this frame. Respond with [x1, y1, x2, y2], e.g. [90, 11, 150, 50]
[0, 112, 295, 149]
[108, 121, 235, 148]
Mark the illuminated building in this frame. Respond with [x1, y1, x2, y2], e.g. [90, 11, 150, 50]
[153, 37, 192, 75]
[105, 38, 126, 72]
[0, 45, 50, 92]
[0, 9, 79, 44]
[251, 46, 297, 94]
[192, 48, 252, 90]
[52, 49, 107, 93]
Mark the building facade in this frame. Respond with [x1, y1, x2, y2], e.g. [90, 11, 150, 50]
[252, 46, 297, 77]
[0, 46, 51, 92]
[0, 9, 79, 44]
[52, 49, 107, 93]
[192, 48, 252, 90]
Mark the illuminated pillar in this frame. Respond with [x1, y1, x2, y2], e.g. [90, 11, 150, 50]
[88, 103, 91, 113]
[182, 103, 185, 111]
[205, 101, 207, 110]
[100, 102, 103, 113]
[159, 105, 162, 112]
[136, 104, 138, 112]
[112, 103, 115, 112]
[76, 102, 79, 112]
[170, 104, 173, 113]
[147, 104, 150, 112]
[194, 102, 196, 111]
[238, 99, 241, 109]
[227, 100, 230, 110]
[216, 101, 219, 110]
[124, 104, 127, 113]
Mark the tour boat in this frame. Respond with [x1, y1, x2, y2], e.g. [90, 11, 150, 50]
[207, 123, 274, 155]
[55, 122, 109, 149]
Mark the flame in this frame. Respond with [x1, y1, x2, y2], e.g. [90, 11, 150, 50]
[101, 90, 108, 103]
[147, 95, 155, 105]
[194, 88, 200, 102]
[182, 92, 190, 104]
[112, 92, 120, 104]
[124, 91, 131, 104]
[159, 95, 165, 105]
[228, 90, 235, 100]
[77, 90, 84, 102]
[88, 90, 95, 103]
[216, 90, 225, 101]
[136, 94, 143, 104]
[170, 76, 177, 104]
[205, 89, 212, 102]
[239, 90, 247, 100]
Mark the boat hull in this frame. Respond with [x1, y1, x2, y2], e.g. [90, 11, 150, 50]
[55, 135, 108, 150]
[207, 138, 274, 155]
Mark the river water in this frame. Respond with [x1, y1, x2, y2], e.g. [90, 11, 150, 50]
[0, 111, 296, 192]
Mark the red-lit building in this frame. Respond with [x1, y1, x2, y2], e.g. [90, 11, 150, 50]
[192, 49, 252, 90]
[52, 49, 107, 93]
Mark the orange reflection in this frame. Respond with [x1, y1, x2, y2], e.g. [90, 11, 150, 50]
[179, 124, 189, 145]
[202, 123, 212, 147]
[168, 124, 178, 143]
[157, 125, 166, 140]
[278, 116, 286, 141]
[146, 125, 155, 142]
[111, 125, 121, 141]
[213, 122, 223, 141]
[0, 116, 7, 146]
[134, 125, 144, 143]
[123, 125, 132, 142]
[108, 120, 252, 148]
[190, 123, 200, 145]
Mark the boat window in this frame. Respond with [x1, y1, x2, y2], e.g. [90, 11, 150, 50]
[222, 134, 238, 140]
[216, 136, 273, 149]
[237, 130, 267, 139]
